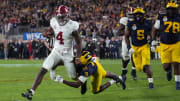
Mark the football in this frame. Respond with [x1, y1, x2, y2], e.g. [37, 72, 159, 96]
[43, 27, 54, 38]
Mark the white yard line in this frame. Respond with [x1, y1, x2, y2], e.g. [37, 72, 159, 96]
[0, 64, 42, 67]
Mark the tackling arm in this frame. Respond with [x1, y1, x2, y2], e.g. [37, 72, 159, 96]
[117, 24, 125, 36]
[72, 31, 82, 59]
[63, 80, 82, 88]
[42, 27, 54, 38]
[151, 27, 157, 40]
[125, 27, 131, 50]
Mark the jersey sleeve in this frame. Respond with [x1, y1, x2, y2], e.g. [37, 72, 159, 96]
[50, 17, 55, 28]
[72, 21, 80, 32]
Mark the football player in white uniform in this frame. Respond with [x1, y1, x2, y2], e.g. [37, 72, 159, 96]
[22, 5, 82, 100]
[118, 7, 137, 81]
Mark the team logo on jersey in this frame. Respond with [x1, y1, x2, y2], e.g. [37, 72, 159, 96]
[132, 24, 137, 30]
[163, 16, 168, 22]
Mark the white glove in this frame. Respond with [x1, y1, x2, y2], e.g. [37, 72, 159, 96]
[50, 70, 56, 80]
[151, 46, 156, 52]
[129, 48, 134, 54]
[55, 75, 64, 83]
[151, 40, 157, 46]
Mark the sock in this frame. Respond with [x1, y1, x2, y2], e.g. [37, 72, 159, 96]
[175, 75, 180, 82]
[132, 67, 136, 70]
[50, 70, 56, 80]
[122, 68, 127, 70]
[30, 89, 35, 95]
[122, 69, 127, 75]
[109, 80, 116, 85]
[148, 78, 153, 83]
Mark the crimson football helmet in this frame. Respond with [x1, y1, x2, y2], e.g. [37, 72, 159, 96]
[55, 5, 70, 26]
[127, 7, 134, 18]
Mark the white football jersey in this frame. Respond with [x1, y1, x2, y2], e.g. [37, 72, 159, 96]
[50, 17, 79, 48]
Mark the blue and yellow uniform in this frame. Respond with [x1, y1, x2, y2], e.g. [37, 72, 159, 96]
[80, 60, 107, 93]
[127, 18, 152, 71]
[156, 14, 180, 63]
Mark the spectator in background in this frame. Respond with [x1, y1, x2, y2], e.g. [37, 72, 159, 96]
[32, 38, 39, 59]
[99, 38, 105, 59]
[30, 18, 37, 32]
[17, 39, 24, 59]
[28, 40, 32, 56]
[109, 37, 118, 59]
[105, 37, 110, 58]
[7, 40, 14, 59]
[38, 39, 48, 59]
[4, 40, 8, 59]
[4, 18, 12, 39]
[85, 36, 96, 55]
[23, 42, 30, 59]
[0, 40, 4, 59]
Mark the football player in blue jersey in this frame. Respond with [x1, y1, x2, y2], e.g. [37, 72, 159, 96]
[125, 7, 154, 88]
[151, 0, 180, 90]
[54, 51, 126, 94]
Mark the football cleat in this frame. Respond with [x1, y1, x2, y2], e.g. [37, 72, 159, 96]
[166, 71, 172, 81]
[21, 89, 33, 100]
[131, 70, 137, 80]
[176, 82, 180, 90]
[81, 81, 87, 94]
[115, 76, 126, 90]
[149, 83, 154, 89]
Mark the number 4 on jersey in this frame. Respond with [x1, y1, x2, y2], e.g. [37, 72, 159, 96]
[56, 32, 64, 44]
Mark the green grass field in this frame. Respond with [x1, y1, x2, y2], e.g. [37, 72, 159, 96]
[0, 59, 179, 101]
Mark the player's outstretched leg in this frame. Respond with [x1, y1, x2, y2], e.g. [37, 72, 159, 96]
[143, 65, 154, 89]
[22, 68, 48, 100]
[106, 72, 126, 90]
[121, 59, 130, 81]
[163, 63, 172, 81]
[173, 63, 180, 90]
[131, 55, 137, 80]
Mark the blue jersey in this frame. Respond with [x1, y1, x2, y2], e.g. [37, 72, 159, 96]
[80, 62, 97, 77]
[157, 14, 180, 44]
[127, 19, 152, 46]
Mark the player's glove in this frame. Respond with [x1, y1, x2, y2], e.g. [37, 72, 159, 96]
[55, 75, 64, 83]
[129, 48, 134, 54]
[150, 46, 156, 52]
[151, 40, 157, 46]
[127, 44, 134, 54]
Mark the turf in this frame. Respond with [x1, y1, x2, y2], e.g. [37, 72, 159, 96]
[0, 59, 179, 101]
